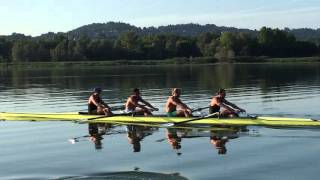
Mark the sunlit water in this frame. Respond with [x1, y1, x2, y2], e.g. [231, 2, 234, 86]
[1, 63, 320, 180]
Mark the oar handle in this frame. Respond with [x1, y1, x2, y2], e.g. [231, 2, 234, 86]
[191, 106, 210, 113]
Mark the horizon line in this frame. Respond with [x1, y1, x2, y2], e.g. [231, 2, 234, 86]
[1, 21, 319, 37]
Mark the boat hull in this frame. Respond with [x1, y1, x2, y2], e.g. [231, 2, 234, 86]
[1, 112, 320, 127]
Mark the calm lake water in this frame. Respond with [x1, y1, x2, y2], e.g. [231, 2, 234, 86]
[1, 63, 320, 180]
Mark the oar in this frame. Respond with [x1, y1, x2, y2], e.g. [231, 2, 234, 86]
[111, 105, 125, 111]
[242, 113, 320, 122]
[164, 112, 220, 127]
[119, 106, 158, 116]
[78, 105, 126, 115]
[191, 106, 210, 113]
[68, 135, 91, 144]
[75, 114, 113, 123]
[76, 108, 145, 123]
[77, 106, 159, 123]
[68, 130, 128, 144]
[238, 112, 257, 119]
[156, 138, 166, 142]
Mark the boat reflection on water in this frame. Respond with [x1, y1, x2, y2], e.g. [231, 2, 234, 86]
[54, 170, 188, 180]
[81, 123, 251, 154]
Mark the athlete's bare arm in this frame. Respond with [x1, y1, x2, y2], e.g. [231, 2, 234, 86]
[140, 98, 158, 111]
[171, 96, 191, 110]
[89, 95, 102, 107]
[223, 99, 245, 112]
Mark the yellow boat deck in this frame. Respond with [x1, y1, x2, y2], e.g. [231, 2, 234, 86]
[1, 112, 320, 127]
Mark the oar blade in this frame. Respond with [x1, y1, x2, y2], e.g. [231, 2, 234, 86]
[68, 138, 77, 144]
[161, 122, 175, 127]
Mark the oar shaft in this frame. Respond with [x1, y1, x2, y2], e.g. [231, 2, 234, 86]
[174, 112, 220, 125]
[111, 105, 125, 111]
[191, 106, 210, 112]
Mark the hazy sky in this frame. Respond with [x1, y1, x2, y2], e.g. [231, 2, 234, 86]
[0, 0, 319, 36]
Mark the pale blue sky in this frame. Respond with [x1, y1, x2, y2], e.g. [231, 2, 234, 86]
[0, 0, 319, 36]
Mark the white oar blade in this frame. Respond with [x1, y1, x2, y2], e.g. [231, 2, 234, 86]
[68, 138, 77, 144]
[161, 123, 175, 127]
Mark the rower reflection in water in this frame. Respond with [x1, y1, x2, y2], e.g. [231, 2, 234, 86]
[88, 123, 113, 150]
[163, 126, 248, 155]
[209, 126, 246, 155]
[166, 128, 182, 155]
[126, 125, 156, 152]
[88, 87, 113, 116]
[210, 136, 228, 155]
[210, 88, 246, 117]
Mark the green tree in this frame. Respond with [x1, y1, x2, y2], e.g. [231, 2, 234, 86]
[215, 32, 236, 61]
[86, 39, 114, 60]
[197, 32, 219, 56]
[140, 34, 167, 59]
[51, 39, 69, 61]
[165, 35, 179, 57]
[258, 27, 297, 57]
[11, 41, 42, 63]
[0, 38, 12, 62]
[74, 36, 90, 60]
[175, 39, 201, 57]
[235, 32, 259, 56]
[114, 31, 142, 59]
[51, 39, 86, 61]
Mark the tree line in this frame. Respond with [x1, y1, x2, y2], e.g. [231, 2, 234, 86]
[0, 27, 319, 63]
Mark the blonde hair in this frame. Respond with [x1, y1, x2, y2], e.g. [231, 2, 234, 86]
[172, 88, 181, 96]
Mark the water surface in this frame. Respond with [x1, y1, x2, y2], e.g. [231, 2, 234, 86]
[1, 63, 320, 180]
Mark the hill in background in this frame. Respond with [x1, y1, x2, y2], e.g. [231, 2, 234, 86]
[34, 22, 319, 43]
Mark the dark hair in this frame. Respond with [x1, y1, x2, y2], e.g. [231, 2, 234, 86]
[133, 88, 140, 93]
[133, 142, 141, 152]
[218, 147, 227, 155]
[93, 87, 102, 93]
[217, 88, 225, 95]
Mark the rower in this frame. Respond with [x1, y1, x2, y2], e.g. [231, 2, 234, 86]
[209, 88, 245, 117]
[124, 88, 158, 116]
[88, 87, 113, 116]
[165, 88, 192, 117]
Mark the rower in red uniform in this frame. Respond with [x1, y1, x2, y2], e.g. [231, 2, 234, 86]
[209, 88, 245, 117]
[124, 88, 158, 116]
[88, 87, 113, 116]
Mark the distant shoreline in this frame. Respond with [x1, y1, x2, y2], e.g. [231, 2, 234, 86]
[1, 56, 320, 69]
